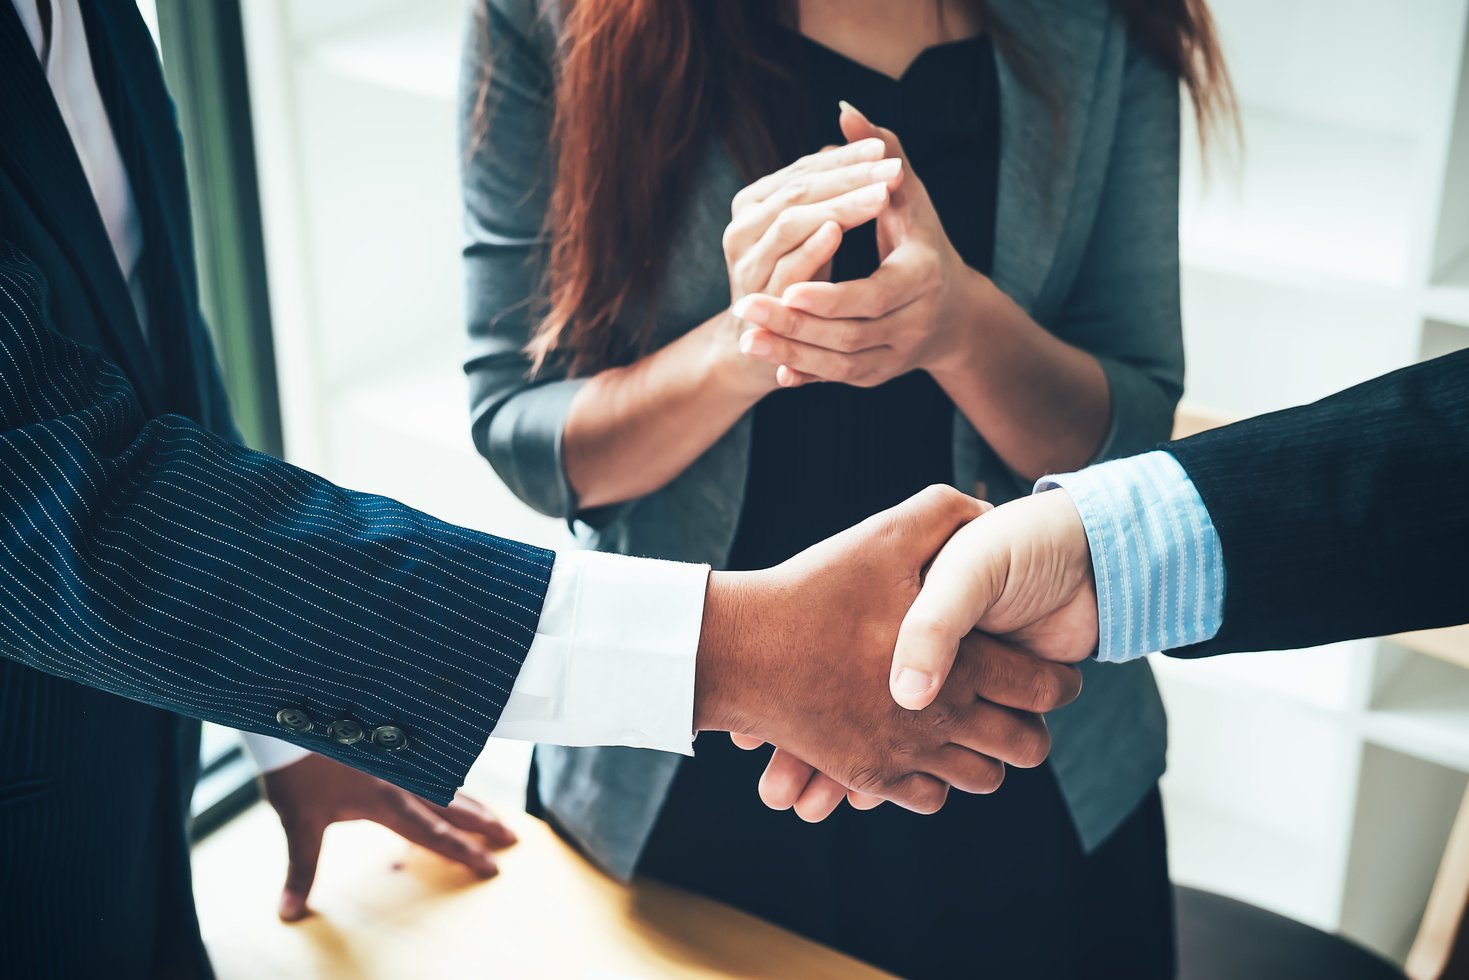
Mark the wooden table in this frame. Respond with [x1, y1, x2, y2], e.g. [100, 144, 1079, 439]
[193, 801, 891, 979]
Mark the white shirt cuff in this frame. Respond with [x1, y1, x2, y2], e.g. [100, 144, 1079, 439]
[486, 550, 708, 755]
[241, 732, 312, 773]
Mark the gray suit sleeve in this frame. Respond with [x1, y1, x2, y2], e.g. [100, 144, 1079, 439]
[1054, 35, 1187, 462]
[459, 1, 587, 520]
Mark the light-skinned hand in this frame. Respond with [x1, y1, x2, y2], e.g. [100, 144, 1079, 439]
[735, 102, 991, 389]
[717, 136, 905, 394]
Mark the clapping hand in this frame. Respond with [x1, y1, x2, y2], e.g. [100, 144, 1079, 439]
[733, 102, 988, 390]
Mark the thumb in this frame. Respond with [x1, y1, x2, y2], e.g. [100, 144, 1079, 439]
[839, 101, 902, 160]
[839, 101, 914, 252]
[890, 517, 1005, 710]
[279, 821, 324, 922]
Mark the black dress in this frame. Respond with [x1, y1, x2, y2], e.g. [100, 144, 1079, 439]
[635, 33, 1178, 979]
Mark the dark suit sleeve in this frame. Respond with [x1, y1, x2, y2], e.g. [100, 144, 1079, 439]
[0, 243, 551, 804]
[1164, 349, 1469, 658]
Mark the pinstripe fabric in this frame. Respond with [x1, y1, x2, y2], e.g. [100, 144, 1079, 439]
[1040, 451, 1225, 663]
[0, 240, 552, 803]
[1165, 350, 1469, 659]
[0, 5, 555, 974]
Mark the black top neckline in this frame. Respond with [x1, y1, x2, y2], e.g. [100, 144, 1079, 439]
[723, 25, 1001, 572]
[782, 26, 992, 85]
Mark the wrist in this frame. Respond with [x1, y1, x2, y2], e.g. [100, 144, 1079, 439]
[693, 570, 766, 733]
[702, 310, 777, 405]
[927, 266, 998, 384]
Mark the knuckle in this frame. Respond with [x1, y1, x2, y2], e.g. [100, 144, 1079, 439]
[1028, 672, 1063, 712]
[847, 763, 888, 796]
[721, 222, 741, 260]
[770, 211, 801, 245]
[918, 483, 957, 508]
[780, 180, 809, 204]
[911, 612, 950, 642]
[730, 254, 758, 286]
[767, 256, 792, 290]
[929, 482, 972, 519]
[922, 699, 959, 733]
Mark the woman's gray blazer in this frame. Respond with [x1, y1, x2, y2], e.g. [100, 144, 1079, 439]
[460, 0, 1183, 879]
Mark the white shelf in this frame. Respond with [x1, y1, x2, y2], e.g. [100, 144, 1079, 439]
[1340, 744, 1469, 961]
[302, 0, 463, 103]
[334, 352, 478, 457]
[1426, 250, 1469, 329]
[1367, 652, 1469, 773]
[1181, 106, 1422, 289]
[1393, 625, 1469, 671]
[1150, 642, 1366, 714]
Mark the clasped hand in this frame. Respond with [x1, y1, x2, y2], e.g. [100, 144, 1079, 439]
[744, 488, 1101, 820]
[694, 486, 1084, 818]
[730, 102, 985, 390]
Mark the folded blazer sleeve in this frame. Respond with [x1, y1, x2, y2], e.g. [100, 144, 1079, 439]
[1051, 33, 1186, 464]
[1165, 349, 1469, 659]
[459, 1, 591, 522]
[0, 244, 552, 805]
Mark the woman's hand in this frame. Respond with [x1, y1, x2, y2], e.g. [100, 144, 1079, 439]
[561, 137, 908, 511]
[733, 103, 989, 389]
[711, 135, 906, 394]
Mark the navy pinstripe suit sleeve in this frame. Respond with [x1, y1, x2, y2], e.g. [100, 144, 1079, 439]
[0, 242, 553, 805]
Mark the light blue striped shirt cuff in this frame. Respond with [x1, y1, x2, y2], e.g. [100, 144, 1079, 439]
[1036, 451, 1225, 663]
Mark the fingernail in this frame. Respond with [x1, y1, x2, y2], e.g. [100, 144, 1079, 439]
[854, 137, 886, 158]
[872, 158, 902, 181]
[740, 330, 771, 357]
[857, 182, 888, 205]
[839, 99, 865, 119]
[731, 296, 768, 325]
[893, 668, 933, 696]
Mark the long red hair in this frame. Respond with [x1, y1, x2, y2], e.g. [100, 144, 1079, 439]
[475, 0, 1234, 376]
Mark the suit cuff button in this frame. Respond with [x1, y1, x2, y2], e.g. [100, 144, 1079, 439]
[370, 725, 408, 751]
[327, 718, 366, 745]
[275, 707, 315, 733]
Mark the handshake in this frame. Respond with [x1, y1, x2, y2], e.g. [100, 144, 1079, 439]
[691, 484, 1096, 820]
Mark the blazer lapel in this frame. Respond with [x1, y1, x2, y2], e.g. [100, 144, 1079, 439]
[80, 0, 202, 420]
[987, 0, 1109, 318]
[0, 0, 163, 414]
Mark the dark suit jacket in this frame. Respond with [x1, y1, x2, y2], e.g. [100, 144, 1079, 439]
[1164, 348, 1469, 658]
[0, 3, 551, 975]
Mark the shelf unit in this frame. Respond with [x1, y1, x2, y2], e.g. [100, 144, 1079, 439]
[1162, 0, 1469, 962]
[238, 0, 1469, 966]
